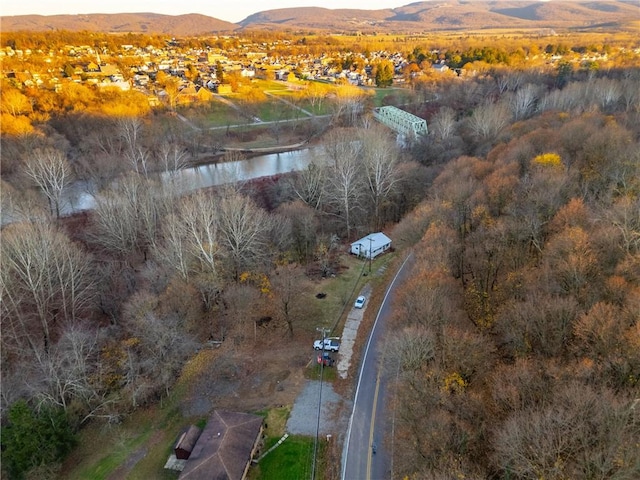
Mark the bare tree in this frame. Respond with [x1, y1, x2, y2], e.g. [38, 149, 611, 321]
[270, 263, 306, 336]
[27, 324, 99, 414]
[605, 195, 640, 254]
[591, 77, 622, 112]
[621, 76, 640, 113]
[330, 85, 369, 126]
[157, 141, 188, 174]
[127, 146, 152, 178]
[123, 305, 197, 399]
[117, 116, 142, 158]
[431, 106, 457, 141]
[155, 190, 224, 308]
[116, 116, 153, 176]
[161, 75, 181, 112]
[323, 128, 364, 237]
[155, 212, 191, 280]
[493, 383, 640, 480]
[543, 226, 601, 303]
[359, 127, 401, 229]
[216, 191, 273, 281]
[509, 83, 541, 120]
[387, 326, 435, 373]
[304, 81, 328, 112]
[91, 177, 168, 257]
[1, 85, 32, 117]
[24, 148, 72, 218]
[289, 162, 327, 210]
[1, 222, 95, 359]
[180, 190, 222, 279]
[468, 100, 510, 140]
[274, 200, 318, 263]
[495, 293, 579, 358]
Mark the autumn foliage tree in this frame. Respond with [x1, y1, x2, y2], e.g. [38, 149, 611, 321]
[389, 73, 640, 478]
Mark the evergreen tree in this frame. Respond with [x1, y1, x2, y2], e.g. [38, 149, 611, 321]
[375, 60, 394, 88]
[1, 401, 76, 480]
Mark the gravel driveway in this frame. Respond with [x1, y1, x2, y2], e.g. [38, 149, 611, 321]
[286, 380, 345, 436]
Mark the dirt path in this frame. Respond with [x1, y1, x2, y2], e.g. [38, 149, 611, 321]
[107, 447, 148, 480]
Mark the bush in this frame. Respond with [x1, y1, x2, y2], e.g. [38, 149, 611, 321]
[1, 400, 76, 480]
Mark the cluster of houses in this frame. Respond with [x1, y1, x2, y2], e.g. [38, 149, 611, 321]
[1, 37, 448, 108]
[2, 35, 626, 110]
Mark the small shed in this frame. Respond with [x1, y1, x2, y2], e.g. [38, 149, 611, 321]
[175, 425, 202, 460]
[350, 232, 392, 259]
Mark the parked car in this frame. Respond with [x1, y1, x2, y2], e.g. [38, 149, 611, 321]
[354, 295, 366, 309]
[313, 338, 340, 351]
[317, 351, 335, 367]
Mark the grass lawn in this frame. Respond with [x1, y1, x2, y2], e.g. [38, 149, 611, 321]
[305, 359, 338, 382]
[178, 80, 417, 133]
[252, 435, 316, 480]
[254, 98, 305, 122]
[62, 355, 213, 480]
[306, 254, 369, 337]
[371, 87, 416, 107]
[249, 407, 319, 480]
[65, 405, 184, 480]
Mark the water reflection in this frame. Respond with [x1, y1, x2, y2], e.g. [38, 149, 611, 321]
[4, 147, 325, 223]
[166, 148, 324, 195]
[0, 147, 328, 226]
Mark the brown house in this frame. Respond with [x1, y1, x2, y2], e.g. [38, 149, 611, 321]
[178, 410, 263, 480]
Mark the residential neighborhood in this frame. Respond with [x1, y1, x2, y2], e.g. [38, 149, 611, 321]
[2, 32, 627, 112]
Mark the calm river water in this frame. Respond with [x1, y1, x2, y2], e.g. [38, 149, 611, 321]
[1, 147, 326, 225]
[64, 147, 326, 217]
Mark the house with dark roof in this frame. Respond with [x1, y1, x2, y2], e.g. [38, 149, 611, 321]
[178, 410, 263, 480]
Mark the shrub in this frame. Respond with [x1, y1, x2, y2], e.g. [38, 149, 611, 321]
[1, 401, 76, 480]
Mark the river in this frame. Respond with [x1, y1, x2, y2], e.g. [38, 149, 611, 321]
[2, 147, 326, 225]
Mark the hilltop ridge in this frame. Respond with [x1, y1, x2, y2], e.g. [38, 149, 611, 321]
[2, 1, 639, 35]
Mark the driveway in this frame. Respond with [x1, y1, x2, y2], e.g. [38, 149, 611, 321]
[286, 380, 345, 436]
[337, 285, 371, 379]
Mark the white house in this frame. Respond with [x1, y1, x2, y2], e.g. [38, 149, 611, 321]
[350, 232, 392, 259]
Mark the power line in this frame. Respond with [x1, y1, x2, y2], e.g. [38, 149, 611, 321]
[311, 326, 330, 480]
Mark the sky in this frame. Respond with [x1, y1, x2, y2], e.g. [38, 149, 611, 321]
[1, 1, 412, 24]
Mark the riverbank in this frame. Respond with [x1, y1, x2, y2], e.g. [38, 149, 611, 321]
[187, 140, 311, 167]
[186, 131, 326, 168]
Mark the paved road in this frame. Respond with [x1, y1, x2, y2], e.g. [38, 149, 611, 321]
[342, 254, 414, 480]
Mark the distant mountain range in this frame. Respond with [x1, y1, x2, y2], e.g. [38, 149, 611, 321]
[2, 1, 639, 35]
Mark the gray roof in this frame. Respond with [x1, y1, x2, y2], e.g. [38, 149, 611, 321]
[179, 410, 263, 480]
[351, 232, 391, 250]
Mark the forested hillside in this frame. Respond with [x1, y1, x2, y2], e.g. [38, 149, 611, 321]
[1, 28, 639, 479]
[3, 1, 639, 34]
[390, 73, 640, 478]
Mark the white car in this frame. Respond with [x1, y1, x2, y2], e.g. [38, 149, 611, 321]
[314, 338, 340, 352]
[354, 295, 366, 309]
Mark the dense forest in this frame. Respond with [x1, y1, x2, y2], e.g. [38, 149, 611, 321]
[1, 29, 639, 479]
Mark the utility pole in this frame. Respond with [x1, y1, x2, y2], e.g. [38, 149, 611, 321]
[368, 236, 373, 273]
[316, 327, 330, 349]
[312, 326, 330, 480]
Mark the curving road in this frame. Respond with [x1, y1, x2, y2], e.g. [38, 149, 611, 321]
[342, 253, 414, 480]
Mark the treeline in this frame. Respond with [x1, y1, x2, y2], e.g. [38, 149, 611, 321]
[1, 30, 170, 51]
[388, 71, 640, 478]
